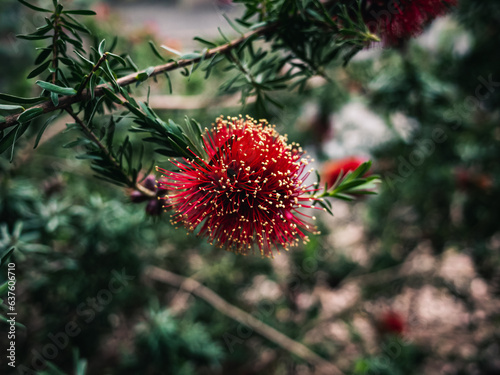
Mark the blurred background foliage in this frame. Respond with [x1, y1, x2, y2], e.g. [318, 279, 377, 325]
[1, 0, 500, 374]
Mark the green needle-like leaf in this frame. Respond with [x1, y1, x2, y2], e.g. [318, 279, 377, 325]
[36, 80, 77, 95]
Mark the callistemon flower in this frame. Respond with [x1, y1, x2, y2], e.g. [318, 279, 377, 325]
[362, 0, 457, 46]
[157, 116, 321, 257]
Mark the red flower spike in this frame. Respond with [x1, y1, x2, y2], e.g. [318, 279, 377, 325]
[322, 156, 369, 189]
[157, 116, 322, 257]
[362, 0, 458, 46]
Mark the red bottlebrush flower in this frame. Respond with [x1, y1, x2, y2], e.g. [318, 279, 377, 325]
[157, 116, 321, 257]
[362, 0, 458, 46]
[321, 156, 369, 189]
[378, 310, 406, 335]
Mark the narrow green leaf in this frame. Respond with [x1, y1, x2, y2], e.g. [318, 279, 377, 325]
[27, 60, 51, 79]
[123, 102, 144, 118]
[317, 199, 334, 216]
[161, 45, 182, 56]
[100, 61, 119, 89]
[0, 247, 14, 267]
[75, 153, 103, 160]
[346, 161, 372, 180]
[63, 123, 82, 135]
[149, 41, 165, 62]
[0, 94, 47, 105]
[18, 107, 44, 123]
[63, 138, 91, 148]
[34, 113, 59, 148]
[189, 117, 203, 138]
[98, 39, 106, 56]
[76, 358, 87, 375]
[18, 0, 51, 12]
[36, 80, 77, 95]
[193, 36, 217, 48]
[180, 53, 201, 60]
[222, 13, 243, 34]
[126, 56, 139, 72]
[74, 50, 94, 69]
[9, 123, 29, 161]
[50, 91, 59, 106]
[62, 35, 84, 50]
[249, 21, 268, 30]
[16, 34, 52, 40]
[0, 127, 18, 154]
[60, 17, 91, 34]
[167, 136, 190, 157]
[0, 104, 24, 112]
[218, 27, 230, 43]
[34, 23, 52, 35]
[87, 96, 105, 124]
[34, 47, 52, 65]
[88, 73, 97, 100]
[62, 9, 96, 15]
[64, 13, 92, 33]
[107, 52, 126, 67]
[59, 57, 76, 67]
[102, 88, 123, 105]
[164, 72, 172, 94]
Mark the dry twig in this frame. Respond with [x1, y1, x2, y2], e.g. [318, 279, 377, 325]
[146, 265, 344, 375]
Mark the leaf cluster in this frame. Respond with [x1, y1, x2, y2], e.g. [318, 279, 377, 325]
[0, 0, 379, 204]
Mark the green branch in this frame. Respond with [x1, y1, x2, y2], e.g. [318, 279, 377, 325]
[65, 107, 155, 197]
[0, 24, 276, 131]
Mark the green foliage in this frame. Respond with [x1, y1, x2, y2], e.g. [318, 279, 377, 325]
[0, 0, 375, 187]
[129, 308, 224, 374]
[1, 0, 498, 374]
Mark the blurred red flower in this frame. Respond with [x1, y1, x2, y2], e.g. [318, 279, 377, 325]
[362, 0, 458, 46]
[454, 167, 493, 192]
[157, 116, 320, 256]
[378, 310, 406, 335]
[321, 156, 369, 189]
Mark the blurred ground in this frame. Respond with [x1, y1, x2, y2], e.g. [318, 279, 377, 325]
[109, 0, 243, 48]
